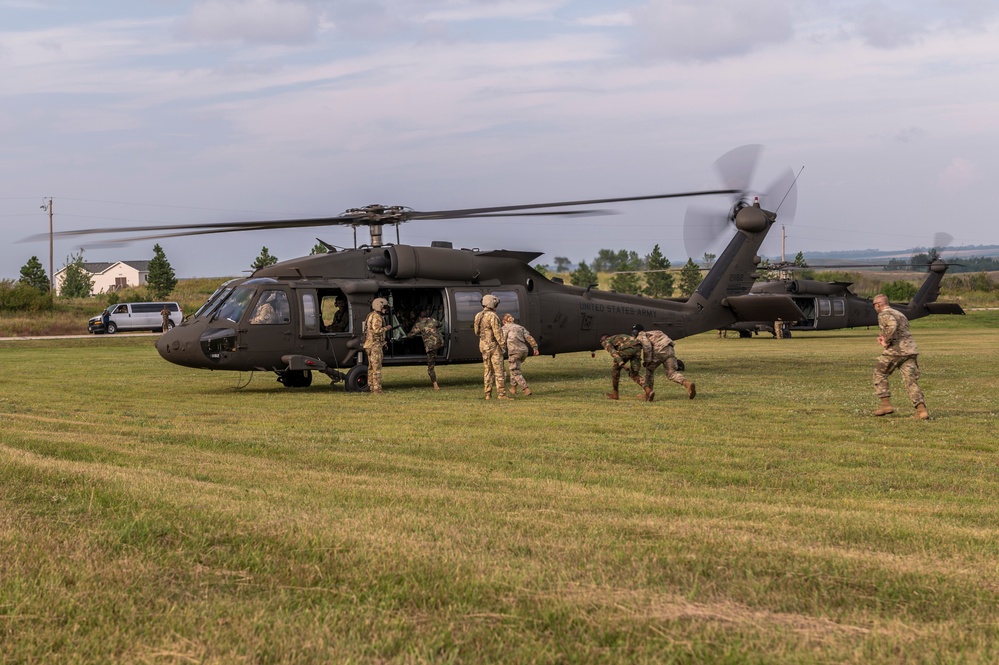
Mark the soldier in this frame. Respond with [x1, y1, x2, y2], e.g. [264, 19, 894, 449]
[329, 295, 349, 332]
[632, 324, 696, 401]
[407, 311, 444, 390]
[160, 305, 171, 333]
[363, 297, 389, 394]
[502, 313, 540, 396]
[473, 294, 510, 400]
[872, 294, 929, 419]
[599, 333, 644, 400]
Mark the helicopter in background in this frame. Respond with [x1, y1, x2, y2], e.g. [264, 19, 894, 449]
[34, 146, 804, 391]
[718, 253, 965, 338]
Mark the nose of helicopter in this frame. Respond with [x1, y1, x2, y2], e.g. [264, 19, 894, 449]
[155, 323, 207, 368]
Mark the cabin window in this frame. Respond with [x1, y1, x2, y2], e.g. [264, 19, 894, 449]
[818, 298, 832, 317]
[489, 290, 521, 322]
[318, 289, 349, 333]
[832, 299, 845, 316]
[301, 293, 318, 334]
[454, 291, 483, 322]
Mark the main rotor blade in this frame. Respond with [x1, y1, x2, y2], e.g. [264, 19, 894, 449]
[407, 189, 738, 220]
[683, 205, 732, 260]
[713, 144, 762, 191]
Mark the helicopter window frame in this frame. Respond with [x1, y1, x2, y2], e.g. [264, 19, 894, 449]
[195, 279, 239, 318]
[832, 299, 845, 317]
[318, 289, 350, 335]
[454, 291, 483, 322]
[301, 293, 319, 334]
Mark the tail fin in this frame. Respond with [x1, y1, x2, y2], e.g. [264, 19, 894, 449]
[684, 202, 803, 330]
[900, 259, 965, 319]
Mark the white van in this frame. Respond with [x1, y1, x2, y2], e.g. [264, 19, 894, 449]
[88, 302, 183, 334]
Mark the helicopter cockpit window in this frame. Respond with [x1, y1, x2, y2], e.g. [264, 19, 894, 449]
[214, 285, 256, 324]
[195, 279, 238, 318]
[319, 290, 349, 333]
[249, 290, 290, 325]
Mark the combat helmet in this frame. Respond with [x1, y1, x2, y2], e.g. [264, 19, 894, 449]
[371, 297, 389, 312]
[481, 294, 500, 310]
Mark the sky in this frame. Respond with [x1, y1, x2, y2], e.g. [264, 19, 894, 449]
[2, 0, 997, 280]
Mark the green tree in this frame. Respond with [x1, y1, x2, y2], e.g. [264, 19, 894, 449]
[146, 244, 177, 299]
[793, 251, 807, 267]
[252, 246, 279, 271]
[609, 252, 643, 295]
[18, 256, 49, 294]
[533, 264, 551, 277]
[310, 243, 328, 255]
[881, 280, 918, 302]
[59, 250, 93, 298]
[553, 256, 571, 272]
[570, 260, 599, 289]
[702, 252, 716, 268]
[643, 244, 674, 298]
[677, 258, 702, 297]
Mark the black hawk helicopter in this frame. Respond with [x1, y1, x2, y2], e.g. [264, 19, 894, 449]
[36, 146, 804, 390]
[715, 234, 965, 338]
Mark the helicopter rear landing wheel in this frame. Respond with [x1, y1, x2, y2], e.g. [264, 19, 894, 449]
[277, 369, 313, 388]
[344, 364, 369, 393]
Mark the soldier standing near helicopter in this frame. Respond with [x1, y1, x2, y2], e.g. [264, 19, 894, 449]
[473, 294, 510, 400]
[364, 298, 389, 394]
[600, 333, 644, 400]
[632, 324, 696, 401]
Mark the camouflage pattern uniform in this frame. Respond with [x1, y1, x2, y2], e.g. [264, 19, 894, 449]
[502, 318, 539, 394]
[161, 307, 170, 333]
[407, 316, 444, 385]
[363, 308, 387, 393]
[636, 329, 686, 393]
[874, 304, 924, 407]
[601, 334, 643, 397]
[474, 304, 507, 398]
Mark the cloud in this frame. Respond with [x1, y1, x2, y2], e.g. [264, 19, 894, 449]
[936, 157, 978, 192]
[175, 0, 320, 44]
[630, 0, 793, 61]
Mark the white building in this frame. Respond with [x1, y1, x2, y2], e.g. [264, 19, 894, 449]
[54, 260, 150, 296]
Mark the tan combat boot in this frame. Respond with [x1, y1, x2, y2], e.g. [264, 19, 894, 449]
[683, 380, 696, 400]
[433, 381, 440, 391]
[606, 391, 619, 400]
[509, 384, 516, 395]
[914, 403, 929, 420]
[873, 397, 895, 416]
[643, 385, 655, 402]
[523, 388, 532, 396]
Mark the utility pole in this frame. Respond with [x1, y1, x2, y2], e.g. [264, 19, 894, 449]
[41, 198, 54, 296]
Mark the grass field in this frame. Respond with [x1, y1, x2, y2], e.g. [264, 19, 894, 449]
[2, 312, 998, 663]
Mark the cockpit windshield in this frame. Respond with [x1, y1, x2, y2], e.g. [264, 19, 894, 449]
[213, 285, 257, 324]
[195, 279, 239, 319]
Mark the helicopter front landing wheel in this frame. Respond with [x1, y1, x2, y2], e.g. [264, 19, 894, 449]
[277, 369, 313, 388]
[344, 364, 370, 393]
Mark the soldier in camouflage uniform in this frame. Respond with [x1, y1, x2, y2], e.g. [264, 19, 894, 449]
[502, 313, 540, 396]
[599, 333, 644, 400]
[632, 324, 696, 401]
[872, 294, 928, 419]
[329, 295, 349, 332]
[473, 294, 510, 399]
[363, 297, 389, 394]
[407, 311, 444, 390]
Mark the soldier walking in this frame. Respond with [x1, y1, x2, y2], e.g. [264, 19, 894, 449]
[407, 311, 444, 390]
[632, 324, 696, 401]
[872, 294, 929, 419]
[599, 333, 645, 400]
[160, 305, 171, 333]
[473, 294, 510, 400]
[502, 313, 540, 396]
[363, 297, 389, 394]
